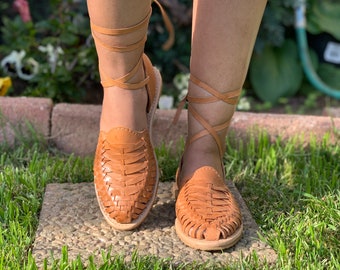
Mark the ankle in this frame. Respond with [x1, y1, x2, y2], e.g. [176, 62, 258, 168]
[179, 138, 224, 184]
[100, 86, 148, 132]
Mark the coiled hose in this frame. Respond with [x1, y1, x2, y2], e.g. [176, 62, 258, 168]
[295, 0, 340, 99]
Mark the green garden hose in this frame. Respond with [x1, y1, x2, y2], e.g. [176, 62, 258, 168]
[295, 0, 340, 99]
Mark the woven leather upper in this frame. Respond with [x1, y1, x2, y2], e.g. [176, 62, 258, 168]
[176, 166, 242, 241]
[94, 128, 157, 224]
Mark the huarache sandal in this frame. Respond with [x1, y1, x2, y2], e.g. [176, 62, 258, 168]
[174, 74, 243, 250]
[92, 1, 174, 230]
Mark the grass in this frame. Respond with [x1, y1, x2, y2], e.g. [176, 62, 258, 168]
[0, 130, 339, 269]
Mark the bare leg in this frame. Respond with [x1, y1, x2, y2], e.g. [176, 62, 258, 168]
[175, 0, 267, 250]
[180, 0, 267, 181]
[87, 0, 151, 132]
[89, 0, 162, 230]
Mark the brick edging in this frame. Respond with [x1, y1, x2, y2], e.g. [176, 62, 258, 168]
[0, 97, 339, 156]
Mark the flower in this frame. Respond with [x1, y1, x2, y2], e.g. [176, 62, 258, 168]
[158, 95, 174, 110]
[1, 50, 39, 80]
[237, 97, 251, 111]
[0, 77, 12, 96]
[178, 89, 188, 101]
[13, 0, 32, 23]
[18, 57, 39, 80]
[173, 73, 190, 91]
[1, 50, 26, 75]
[173, 73, 189, 101]
[38, 44, 64, 73]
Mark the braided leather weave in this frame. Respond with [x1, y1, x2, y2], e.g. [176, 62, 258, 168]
[94, 128, 157, 226]
[176, 166, 242, 242]
[90, 0, 171, 229]
[175, 74, 243, 249]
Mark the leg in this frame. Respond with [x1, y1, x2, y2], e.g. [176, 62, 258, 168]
[175, 0, 267, 250]
[88, 0, 161, 230]
[182, 0, 267, 180]
[87, 0, 151, 132]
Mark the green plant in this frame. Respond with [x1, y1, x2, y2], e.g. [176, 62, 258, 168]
[255, 0, 295, 52]
[250, 0, 340, 104]
[0, 0, 193, 103]
[249, 39, 303, 103]
[249, 0, 304, 103]
[0, 0, 100, 103]
[307, 0, 340, 40]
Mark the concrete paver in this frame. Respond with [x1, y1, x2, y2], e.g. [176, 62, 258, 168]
[1, 97, 338, 155]
[230, 111, 340, 146]
[32, 181, 277, 267]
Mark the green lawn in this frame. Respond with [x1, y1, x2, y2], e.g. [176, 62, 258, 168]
[0, 131, 339, 269]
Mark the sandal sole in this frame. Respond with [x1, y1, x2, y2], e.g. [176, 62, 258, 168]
[175, 219, 243, 251]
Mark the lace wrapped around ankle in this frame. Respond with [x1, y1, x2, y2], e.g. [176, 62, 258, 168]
[174, 74, 243, 250]
[91, 1, 174, 230]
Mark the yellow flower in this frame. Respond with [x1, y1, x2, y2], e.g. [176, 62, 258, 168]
[0, 77, 12, 96]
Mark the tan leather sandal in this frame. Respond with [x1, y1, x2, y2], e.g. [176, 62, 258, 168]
[92, 1, 173, 230]
[175, 74, 243, 250]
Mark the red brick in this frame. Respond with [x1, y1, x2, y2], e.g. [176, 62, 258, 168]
[0, 97, 52, 145]
[50, 103, 101, 156]
[322, 107, 340, 118]
[3, 97, 338, 156]
[230, 112, 340, 145]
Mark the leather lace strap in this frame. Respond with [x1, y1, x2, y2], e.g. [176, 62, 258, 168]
[189, 75, 240, 105]
[175, 74, 241, 159]
[90, 0, 174, 90]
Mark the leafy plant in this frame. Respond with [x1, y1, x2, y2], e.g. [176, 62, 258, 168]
[255, 0, 295, 52]
[307, 0, 340, 40]
[318, 63, 340, 89]
[0, 0, 100, 103]
[251, 0, 340, 103]
[249, 39, 303, 103]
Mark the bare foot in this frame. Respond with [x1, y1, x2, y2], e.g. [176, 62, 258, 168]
[177, 80, 235, 186]
[100, 86, 148, 132]
[178, 136, 225, 188]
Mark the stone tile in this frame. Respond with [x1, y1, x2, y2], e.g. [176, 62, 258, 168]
[32, 182, 277, 268]
[2, 97, 338, 155]
[0, 97, 52, 145]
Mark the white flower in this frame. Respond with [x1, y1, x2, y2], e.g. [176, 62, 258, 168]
[17, 57, 39, 80]
[237, 97, 251, 111]
[1, 50, 26, 75]
[173, 73, 189, 91]
[178, 89, 188, 101]
[158, 95, 174, 110]
[38, 44, 64, 73]
[0, 50, 39, 80]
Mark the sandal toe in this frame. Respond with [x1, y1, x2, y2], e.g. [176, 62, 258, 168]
[175, 166, 243, 250]
[94, 127, 158, 230]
